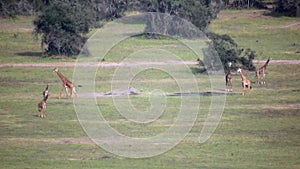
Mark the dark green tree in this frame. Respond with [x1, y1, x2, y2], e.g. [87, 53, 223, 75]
[275, 0, 299, 17]
[205, 32, 256, 71]
[128, 0, 219, 31]
[33, 2, 94, 56]
[127, 0, 256, 71]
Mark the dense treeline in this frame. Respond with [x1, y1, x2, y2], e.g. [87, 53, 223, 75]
[6, 0, 298, 70]
[275, 0, 300, 17]
[1, 0, 299, 18]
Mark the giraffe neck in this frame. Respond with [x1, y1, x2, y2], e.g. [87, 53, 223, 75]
[56, 71, 67, 82]
[43, 95, 48, 102]
[240, 72, 246, 81]
[261, 58, 270, 70]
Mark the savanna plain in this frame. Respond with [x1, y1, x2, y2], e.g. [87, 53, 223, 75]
[0, 10, 299, 169]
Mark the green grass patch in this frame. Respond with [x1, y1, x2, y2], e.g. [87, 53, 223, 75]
[210, 9, 300, 60]
[0, 63, 300, 168]
[0, 10, 300, 169]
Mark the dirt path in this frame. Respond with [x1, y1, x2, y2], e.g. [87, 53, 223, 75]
[0, 60, 299, 68]
[261, 22, 300, 29]
[0, 61, 199, 68]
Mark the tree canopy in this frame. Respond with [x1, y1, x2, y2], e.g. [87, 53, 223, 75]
[33, 2, 94, 56]
[275, 0, 300, 17]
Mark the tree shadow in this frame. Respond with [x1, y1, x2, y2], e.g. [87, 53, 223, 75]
[190, 67, 207, 75]
[16, 51, 43, 57]
[262, 10, 289, 18]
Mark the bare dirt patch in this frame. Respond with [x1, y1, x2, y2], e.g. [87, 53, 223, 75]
[253, 60, 300, 65]
[0, 137, 94, 146]
[261, 22, 300, 29]
[266, 104, 300, 110]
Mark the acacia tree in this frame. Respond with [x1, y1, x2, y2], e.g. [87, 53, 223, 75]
[33, 2, 94, 56]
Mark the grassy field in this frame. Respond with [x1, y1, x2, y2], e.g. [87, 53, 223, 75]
[209, 10, 300, 60]
[0, 10, 300, 169]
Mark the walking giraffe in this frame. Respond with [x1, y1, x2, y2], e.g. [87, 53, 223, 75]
[53, 67, 77, 98]
[38, 84, 49, 118]
[255, 57, 270, 84]
[237, 68, 252, 96]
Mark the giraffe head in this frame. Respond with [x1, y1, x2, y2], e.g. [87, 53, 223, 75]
[53, 67, 59, 73]
[237, 68, 242, 73]
[227, 62, 232, 68]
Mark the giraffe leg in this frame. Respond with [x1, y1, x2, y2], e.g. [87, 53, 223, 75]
[64, 87, 69, 98]
[262, 73, 266, 84]
[69, 87, 73, 97]
[248, 81, 251, 94]
[59, 87, 65, 99]
[42, 105, 46, 118]
[38, 106, 42, 117]
[42, 110, 45, 118]
[73, 87, 77, 97]
[255, 73, 258, 84]
[43, 109, 46, 118]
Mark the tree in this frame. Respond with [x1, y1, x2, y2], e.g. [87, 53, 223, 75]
[221, 0, 267, 9]
[205, 32, 256, 71]
[275, 0, 299, 17]
[33, 2, 94, 56]
[0, 0, 53, 17]
[297, 0, 300, 17]
[128, 0, 219, 31]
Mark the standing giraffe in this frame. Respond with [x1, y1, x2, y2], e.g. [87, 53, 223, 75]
[255, 57, 270, 84]
[225, 69, 233, 92]
[53, 67, 77, 98]
[38, 84, 49, 118]
[225, 62, 233, 92]
[237, 68, 252, 96]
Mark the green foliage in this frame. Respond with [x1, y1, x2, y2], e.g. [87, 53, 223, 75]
[0, 0, 52, 17]
[206, 32, 256, 71]
[275, 0, 299, 17]
[223, 0, 268, 9]
[129, 0, 219, 31]
[33, 2, 93, 56]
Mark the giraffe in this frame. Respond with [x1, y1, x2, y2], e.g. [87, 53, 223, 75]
[255, 57, 270, 85]
[53, 67, 77, 98]
[225, 69, 233, 92]
[237, 68, 252, 96]
[225, 62, 233, 92]
[38, 84, 49, 118]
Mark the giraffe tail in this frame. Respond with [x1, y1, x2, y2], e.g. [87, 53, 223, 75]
[73, 87, 77, 94]
[74, 85, 83, 92]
